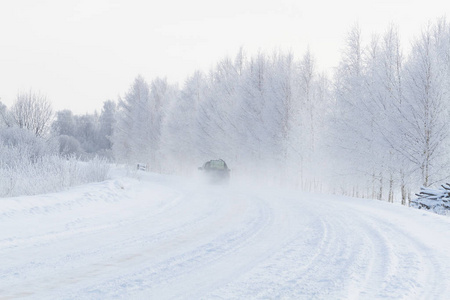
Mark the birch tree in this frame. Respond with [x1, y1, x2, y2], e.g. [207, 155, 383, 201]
[10, 90, 53, 137]
[332, 24, 371, 195]
[402, 22, 450, 187]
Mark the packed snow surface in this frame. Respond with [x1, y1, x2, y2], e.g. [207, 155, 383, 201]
[1, 169, 450, 299]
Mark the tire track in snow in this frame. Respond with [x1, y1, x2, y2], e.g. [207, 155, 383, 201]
[206, 194, 449, 299]
[352, 213, 445, 299]
[2, 174, 450, 299]
[68, 192, 274, 299]
[1, 185, 270, 299]
[0, 177, 191, 299]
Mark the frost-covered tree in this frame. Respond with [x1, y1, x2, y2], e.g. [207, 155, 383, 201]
[112, 75, 152, 163]
[74, 113, 99, 154]
[148, 78, 178, 171]
[111, 76, 176, 167]
[332, 20, 450, 202]
[153, 49, 331, 185]
[10, 90, 53, 137]
[98, 100, 116, 152]
[372, 25, 407, 202]
[332, 24, 409, 199]
[295, 50, 332, 189]
[206, 55, 241, 162]
[52, 110, 76, 137]
[0, 101, 13, 128]
[264, 51, 299, 184]
[332, 24, 371, 195]
[52, 104, 115, 158]
[236, 52, 270, 166]
[160, 71, 203, 172]
[401, 21, 450, 187]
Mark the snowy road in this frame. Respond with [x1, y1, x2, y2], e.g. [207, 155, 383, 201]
[1, 171, 450, 299]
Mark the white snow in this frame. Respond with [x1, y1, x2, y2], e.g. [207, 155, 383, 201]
[1, 169, 450, 299]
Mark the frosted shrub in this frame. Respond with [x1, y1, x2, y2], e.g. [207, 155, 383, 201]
[0, 127, 57, 160]
[0, 153, 110, 197]
[0, 136, 110, 197]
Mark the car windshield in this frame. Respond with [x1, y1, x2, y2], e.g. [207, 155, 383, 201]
[208, 160, 226, 169]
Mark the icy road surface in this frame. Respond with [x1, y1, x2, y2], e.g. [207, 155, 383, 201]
[1, 171, 450, 299]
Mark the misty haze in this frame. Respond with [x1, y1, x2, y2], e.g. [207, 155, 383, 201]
[1, 2, 450, 299]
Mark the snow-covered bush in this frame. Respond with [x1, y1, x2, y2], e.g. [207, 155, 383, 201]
[410, 184, 450, 215]
[0, 127, 58, 161]
[58, 134, 83, 157]
[0, 152, 110, 197]
[0, 127, 110, 197]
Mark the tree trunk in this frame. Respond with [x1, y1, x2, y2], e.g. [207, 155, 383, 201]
[388, 173, 394, 203]
[378, 172, 383, 200]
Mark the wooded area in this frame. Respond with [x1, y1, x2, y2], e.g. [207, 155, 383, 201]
[2, 19, 450, 207]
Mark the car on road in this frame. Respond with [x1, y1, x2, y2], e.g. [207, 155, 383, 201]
[198, 159, 231, 184]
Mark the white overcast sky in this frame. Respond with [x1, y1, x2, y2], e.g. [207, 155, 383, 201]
[0, 0, 449, 114]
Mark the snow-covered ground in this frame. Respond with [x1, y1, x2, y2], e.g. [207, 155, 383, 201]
[1, 169, 450, 299]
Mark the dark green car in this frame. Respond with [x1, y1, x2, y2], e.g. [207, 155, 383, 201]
[198, 159, 231, 184]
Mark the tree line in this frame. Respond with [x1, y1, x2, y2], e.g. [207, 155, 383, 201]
[2, 18, 450, 204]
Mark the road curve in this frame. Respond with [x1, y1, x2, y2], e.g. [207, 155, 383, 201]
[1, 172, 449, 299]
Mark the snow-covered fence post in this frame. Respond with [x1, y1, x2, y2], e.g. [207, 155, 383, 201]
[137, 163, 148, 171]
